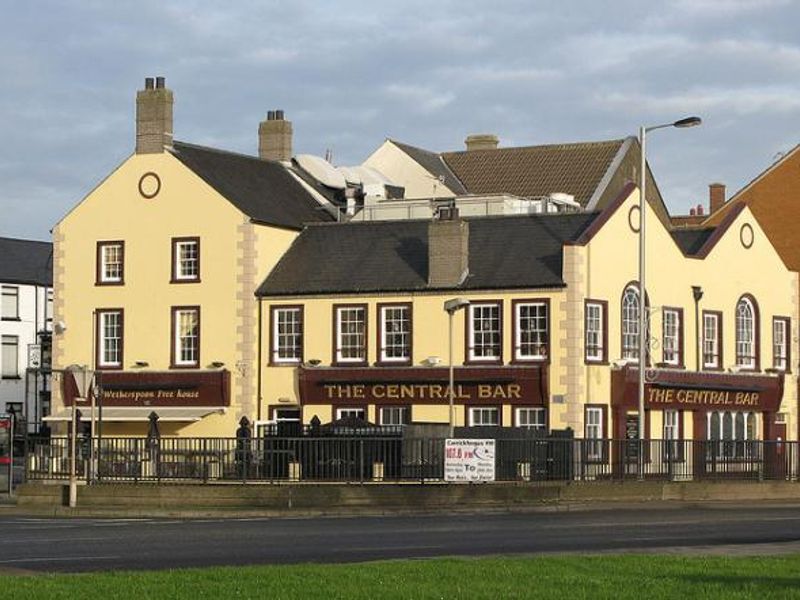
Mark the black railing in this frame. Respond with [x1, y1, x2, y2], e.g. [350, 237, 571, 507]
[23, 437, 800, 484]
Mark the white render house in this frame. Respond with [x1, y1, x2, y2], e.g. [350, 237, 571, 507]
[0, 237, 53, 432]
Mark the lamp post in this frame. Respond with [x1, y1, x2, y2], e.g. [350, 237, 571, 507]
[444, 298, 470, 437]
[65, 364, 94, 508]
[638, 117, 701, 469]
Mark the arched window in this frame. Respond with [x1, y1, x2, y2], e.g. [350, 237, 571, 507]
[621, 285, 640, 360]
[735, 296, 758, 369]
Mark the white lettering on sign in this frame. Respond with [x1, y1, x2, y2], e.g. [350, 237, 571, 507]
[444, 439, 496, 482]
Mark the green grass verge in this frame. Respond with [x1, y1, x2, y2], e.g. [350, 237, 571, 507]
[3, 555, 800, 599]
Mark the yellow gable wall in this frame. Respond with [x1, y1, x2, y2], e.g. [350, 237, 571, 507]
[578, 187, 798, 438]
[261, 290, 565, 427]
[52, 152, 298, 436]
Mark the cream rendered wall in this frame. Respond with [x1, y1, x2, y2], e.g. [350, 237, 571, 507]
[363, 141, 458, 200]
[53, 152, 298, 437]
[578, 188, 798, 439]
[261, 289, 565, 426]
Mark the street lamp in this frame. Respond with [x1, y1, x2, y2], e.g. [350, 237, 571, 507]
[64, 364, 94, 508]
[638, 116, 702, 457]
[444, 298, 470, 437]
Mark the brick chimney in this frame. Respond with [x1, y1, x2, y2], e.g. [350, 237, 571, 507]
[464, 134, 499, 151]
[709, 183, 726, 214]
[259, 109, 293, 162]
[136, 76, 173, 154]
[428, 205, 469, 287]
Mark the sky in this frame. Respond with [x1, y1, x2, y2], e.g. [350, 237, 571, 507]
[1, 0, 799, 241]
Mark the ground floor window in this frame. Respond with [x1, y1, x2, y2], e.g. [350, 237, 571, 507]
[379, 406, 410, 426]
[515, 407, 546, 431]
[707, 411, 757, 460]
[585, 405, 606, 461]
[336, 407, 365, 421]
[663, 410, 684, 461]
[468, 407, 499, 427]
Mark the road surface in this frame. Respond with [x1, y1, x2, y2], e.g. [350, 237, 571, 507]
[2, 505, 800, 572]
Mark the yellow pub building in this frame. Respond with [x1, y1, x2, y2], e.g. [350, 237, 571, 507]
[48, 79, 799, 452]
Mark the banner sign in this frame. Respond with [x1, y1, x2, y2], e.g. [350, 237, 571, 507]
[0, 414, 12, 468]
[63, 371, 231, 407]
[299, 366, 547, 406]
[444, 439, 496, 482]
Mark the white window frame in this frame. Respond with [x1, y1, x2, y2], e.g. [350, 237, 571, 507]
[515, 407, 547, 431]
[663, 410, 679, 440]
[585, 301, 604, 362]
[173, 238, 200, 282]
[173, 307, 200, 367]
[379, 406, 410, 426]
[621, 286, 640, 361]
[1, 286, 19, 320]
[735, 297, 756, 368]
[99, 242, 124, 284]
[662, 309, 680, 366]
[468, 302, 502, 362]
[379, 305, 411, 363]
[97, 311, 122, 368]
[272, 307, 303, 364]
[336, 407, 365, 420]
[1, 335, 19, 378]
[585, 406, 604, 460]
[468, 406, 499, 427]
[773, 318, 789, 371]
[703, 312, 720, 369]
[514, 301, 548, 361]
[335, 306, 367, 363]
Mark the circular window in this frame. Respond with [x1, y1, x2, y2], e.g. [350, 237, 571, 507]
[138, 172, 161, 199]
[740, 223, 754, 249]
[628, 205, 641, 233]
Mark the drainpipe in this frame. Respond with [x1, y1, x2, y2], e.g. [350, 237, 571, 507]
[692, 286, 704, 371]
[257, 297, 263, 423]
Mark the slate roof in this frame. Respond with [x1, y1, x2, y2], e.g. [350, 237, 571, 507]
[391, 140, 468, 195]
[0, 237, 52, 286]
[440, 140, 626, 206]
[170, 141, 334, 229]
[670, 228, 716, 256]
[257, 212, 599, 296]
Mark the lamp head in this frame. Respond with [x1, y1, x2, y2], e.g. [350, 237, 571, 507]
[674, 116, 702, 128]
[444, 297, 470, 314]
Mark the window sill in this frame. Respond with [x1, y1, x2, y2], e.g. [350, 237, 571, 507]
[510, 357, 549, 366]
[170, 364, 200, 370]
[269, 360, 302, 368]
[584, 359, 609, 366]
[332, 360, 368, 368]
[95, 281, 124, 287]
[95, 365, 123, 371]
[463, 358, 503, 366]
[1, 376, 21, 380]
[0, 317, 21, 322]
[170, 278, 202, 284]
[375, 359, 412, 367]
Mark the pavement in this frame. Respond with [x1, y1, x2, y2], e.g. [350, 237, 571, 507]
[2, 503, 800, 573]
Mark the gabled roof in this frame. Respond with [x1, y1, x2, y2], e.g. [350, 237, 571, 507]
[703, 144, 800, 227]
[170, 142, 334, 230]
[441, 139, 626, 205]
[0, 237, 52, 286]
[257, 212, 599, 296]
[391, 140, 468, 195]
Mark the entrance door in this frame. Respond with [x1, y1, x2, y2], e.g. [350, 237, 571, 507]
[771, 423, 787, 480]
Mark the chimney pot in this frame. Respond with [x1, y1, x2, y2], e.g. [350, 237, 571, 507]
[465, 134, 499, 151]
[689, 207, 696, 216]
[696, 203, 704, 216]
[709, 182, 726, 214]
[155, 76, 165, 89]
[276, 109, 285, 120]
[144, 77, 155, 90]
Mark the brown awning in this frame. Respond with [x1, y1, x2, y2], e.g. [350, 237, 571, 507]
[43, 407, 226, 422]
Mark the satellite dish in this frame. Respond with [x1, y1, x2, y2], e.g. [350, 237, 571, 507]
[296, 154, 346, 190]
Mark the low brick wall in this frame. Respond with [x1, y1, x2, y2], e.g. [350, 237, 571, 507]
[15, 480, 800, 517]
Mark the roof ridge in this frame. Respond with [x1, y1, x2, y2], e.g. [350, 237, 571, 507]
[172, 140, 269, 163]
[301, 210, 602, 228]
[0, 236, 52, 244]
[443, 138, 626, 156]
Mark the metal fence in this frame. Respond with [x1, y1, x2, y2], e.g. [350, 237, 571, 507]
[22, 436, 800, 485]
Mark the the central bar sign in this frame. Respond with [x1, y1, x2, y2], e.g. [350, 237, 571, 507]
[299, 366, 547, 406]
[648, 387, 761, 408]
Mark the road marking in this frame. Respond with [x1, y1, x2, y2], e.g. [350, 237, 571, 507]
[0, 555, 119, 564]
[0, 536, 106, 545]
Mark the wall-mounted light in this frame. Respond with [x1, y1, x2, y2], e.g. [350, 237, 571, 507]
[423, 356, 441, 366]
[307, 359, 322, 367]
[210, 361, 225, 368]
[134, 360, 149, 368]
[54, 321, 67, 334]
